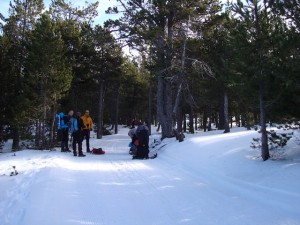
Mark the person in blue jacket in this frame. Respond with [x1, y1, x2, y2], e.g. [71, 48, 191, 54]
[61, 110, 73, 152]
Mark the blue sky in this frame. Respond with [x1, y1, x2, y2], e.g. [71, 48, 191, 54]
[0, 0, 120, 26]
[1, 0, 233, 26]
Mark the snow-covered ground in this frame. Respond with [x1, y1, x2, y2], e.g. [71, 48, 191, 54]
[0, 126, 300, 225]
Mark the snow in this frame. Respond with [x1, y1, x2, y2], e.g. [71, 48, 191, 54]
[0, 126, 300, 225]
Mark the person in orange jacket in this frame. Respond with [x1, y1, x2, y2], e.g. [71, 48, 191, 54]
[81, 110, 93, 152]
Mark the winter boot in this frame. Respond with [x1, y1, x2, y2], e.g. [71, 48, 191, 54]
[78, 148, 86, 157]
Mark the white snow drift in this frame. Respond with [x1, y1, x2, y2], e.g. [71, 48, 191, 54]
[0, 127, 300, 225]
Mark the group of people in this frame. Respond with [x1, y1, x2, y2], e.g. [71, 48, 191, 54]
[128, 120, 150, 159]
[59, 113, 152, 159]
[59, 110, 93, 157]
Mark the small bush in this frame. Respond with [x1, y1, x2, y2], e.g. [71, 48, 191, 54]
[250, 125, 294, 160]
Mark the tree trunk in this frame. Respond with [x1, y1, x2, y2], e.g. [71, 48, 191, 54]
[166, 82, 173, 136]
[97, 80, 104, 139]
[241, 113, 246, 127]
[236, 114, 240, 127]
[42, 98, 47, 149]
[253, 0, 269, 161]
[177, 105, 183, 132]
[114, 88, 120, 134]
[183, 113, 187, 133]
[194, 113, 197, 131]
[12, 125, 20, 151]
[172, 17, 189, 133]
[38, 121, 42, 149]
[219, 98, 225, 130]
[49, 104, 57, 149]
[156, 123, 160, 132]
[155, 11, 174, 140]
[157, 75, 173, 139]
[189, 108, 194, 134]
[148, 79, 152, 135]
[259, 81, 270, 161]
[224, 90, 230, 133]
[35, 120, 39, 148]
[246, 112, 251, 130]
[0, 126, 3, 151]
[203, 111, 207, 132]
[208, 106, 212, 131]
[154, 115, 158, 127]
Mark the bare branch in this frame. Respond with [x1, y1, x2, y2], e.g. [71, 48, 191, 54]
[186, 57, 215, 79]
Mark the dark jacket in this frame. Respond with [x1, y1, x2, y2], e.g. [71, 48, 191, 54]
[77, 116, 84, 131]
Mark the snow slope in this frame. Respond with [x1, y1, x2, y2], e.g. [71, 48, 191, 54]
[0, 127, 300, 225]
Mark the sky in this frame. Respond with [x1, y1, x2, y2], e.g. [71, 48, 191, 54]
[0, 0, 234, 26]
[0, 0, 120, 26]
[0, 0, 230, 56]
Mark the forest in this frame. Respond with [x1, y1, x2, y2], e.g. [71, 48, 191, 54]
[0, 0, 299, 161]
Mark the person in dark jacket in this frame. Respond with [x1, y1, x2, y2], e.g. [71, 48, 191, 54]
[71, 112, 85, 157]
[61, 110, 74, 152]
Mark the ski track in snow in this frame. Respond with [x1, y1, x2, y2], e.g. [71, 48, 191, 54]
[0, 127, 300, 225]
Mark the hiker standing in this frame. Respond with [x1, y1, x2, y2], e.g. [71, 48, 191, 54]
[61, 110, 74, 152]
[70, 112, 85, 157]
[134, 121, 149, 159]
[81, 110, 93, 152]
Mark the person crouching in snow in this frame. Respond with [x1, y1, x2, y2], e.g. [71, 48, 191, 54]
[128, 123, 137, 144]
[128, 123, 137, 155]
[70, 112, 85, 157]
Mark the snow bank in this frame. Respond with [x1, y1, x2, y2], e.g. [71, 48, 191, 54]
[0, 127, 299, 225]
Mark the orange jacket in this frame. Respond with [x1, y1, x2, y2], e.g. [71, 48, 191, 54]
[81, 115, 93, 130]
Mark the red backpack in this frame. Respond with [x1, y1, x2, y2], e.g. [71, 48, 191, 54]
[91, 148, 105, 155]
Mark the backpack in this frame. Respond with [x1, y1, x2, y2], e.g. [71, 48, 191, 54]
[68, 118, 78, 134]
[56, 112, 68, 130]
[91, 148, 105, 155]
[137, 127, 149, 147]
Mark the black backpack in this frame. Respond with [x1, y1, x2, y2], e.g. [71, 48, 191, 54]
[137, 128, 149, 147]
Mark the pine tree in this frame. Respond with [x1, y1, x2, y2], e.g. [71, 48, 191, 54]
[2, 0, 44, 150]
[232, 0, 290, 160]
[26, 13, 72, 149]
[108, 0, 220, 139]
[90, 26, 122, 138]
